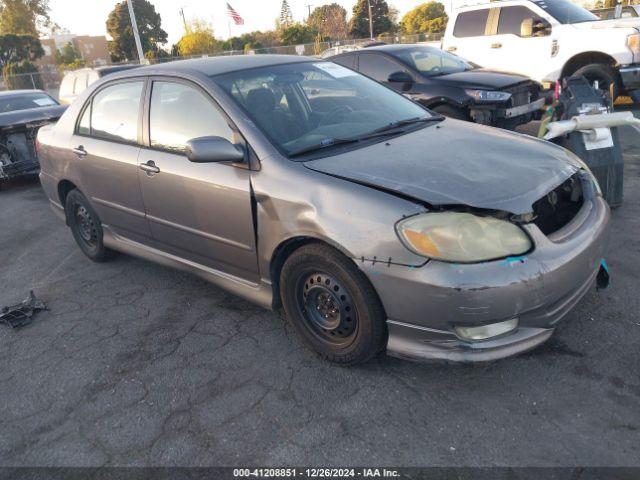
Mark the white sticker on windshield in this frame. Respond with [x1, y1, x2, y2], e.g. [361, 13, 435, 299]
[313, 62, 357, 78]
[34, 97, 56, 106]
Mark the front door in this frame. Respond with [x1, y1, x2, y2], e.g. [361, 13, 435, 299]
[72, 80, 150, 241]
[137, 79, 259, 281]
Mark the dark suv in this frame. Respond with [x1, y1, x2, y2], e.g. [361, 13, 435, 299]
[331, 44, 546, 130]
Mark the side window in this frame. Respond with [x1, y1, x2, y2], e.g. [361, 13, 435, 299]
[358, 54, 402, 82]
[78, 103, 91, 135]
[497, 6, 542, 35]
[453, 9, 490, 38]
[90, 81, 143, 143]
[149, 81, 234, 153]
[332, 54, 356, 70]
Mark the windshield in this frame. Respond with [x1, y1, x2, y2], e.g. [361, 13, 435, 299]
[0, 92, 58, 113]
[395, 46, 473, 77]
[213, 62, 430, 157]
[532, 0, 598, 24]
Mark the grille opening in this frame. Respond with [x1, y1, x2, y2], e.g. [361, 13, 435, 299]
[532, 174, 584, 236]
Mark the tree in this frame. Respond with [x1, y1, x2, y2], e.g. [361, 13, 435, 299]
[278, 23, 315, 45]
[280, 0, 293, 27]
[0, 33, 43, 65]
[177, 19, 220, 56]
[350, 0, 394, 38]
[55, 42, 84, 71]
[0, 0, 51, 36]
[400, 2, 448, 35]
[307, 3, 348, 40]
[106, 0, 168, 62]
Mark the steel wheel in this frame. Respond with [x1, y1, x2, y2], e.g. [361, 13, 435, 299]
[297, 271, 359, 347]
[74, 204, 98, 248]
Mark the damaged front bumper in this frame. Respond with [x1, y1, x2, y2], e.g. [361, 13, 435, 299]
[363, 195, 610, 362]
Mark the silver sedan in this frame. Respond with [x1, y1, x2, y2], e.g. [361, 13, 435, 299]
[37, 55, 610, 364]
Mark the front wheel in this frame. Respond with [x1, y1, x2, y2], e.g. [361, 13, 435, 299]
[280, 243, 387, 365]
[572, 63, 619, 99]
[65, 189, 113, 262]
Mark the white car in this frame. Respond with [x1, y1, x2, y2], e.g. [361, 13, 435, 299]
[442, 0, 640, 101]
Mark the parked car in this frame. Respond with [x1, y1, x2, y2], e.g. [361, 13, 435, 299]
[38, 56, 610, 364]
[331, 44, 546, 129]
[58, 65, 141, 105]
[0, 89, 67, 185]
[320, 45, 360, 59]
[442, 0, 640, 102]
[592, 5, 639, 20]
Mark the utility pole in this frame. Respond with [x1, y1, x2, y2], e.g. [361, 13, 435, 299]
[367, 0, 374, 39]
[126, 0, 145, 64]
[180, 7, 188, 33]
[305, 4, 313, 20]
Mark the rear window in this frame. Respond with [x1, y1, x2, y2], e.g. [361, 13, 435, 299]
[0, 92, 58, 113]
[453, 9, 490, 38]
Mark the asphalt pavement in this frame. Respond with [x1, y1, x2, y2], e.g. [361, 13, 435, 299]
[0, 124, 639, 467]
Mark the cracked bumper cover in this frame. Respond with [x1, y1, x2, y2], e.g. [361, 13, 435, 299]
[362, 195, 610, 362]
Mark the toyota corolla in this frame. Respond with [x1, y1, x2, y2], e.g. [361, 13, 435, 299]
[37, 56, 610, 364]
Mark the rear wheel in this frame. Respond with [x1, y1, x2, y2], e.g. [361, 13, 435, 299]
[572, 63, 619, 99]
[431, 104, 469, 121]
[65, 189, 113, 262]
[280, 243, 386, 365]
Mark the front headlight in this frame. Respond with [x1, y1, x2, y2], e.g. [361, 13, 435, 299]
[396, 212, 532, 263]
[627, 33, 640, 62]
[465, 89, 512, 102]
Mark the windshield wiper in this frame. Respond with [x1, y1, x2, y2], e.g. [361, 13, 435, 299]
[362, 115, 445, 137]
[288, 116, 444, 158]
[288, 137, 361, 158]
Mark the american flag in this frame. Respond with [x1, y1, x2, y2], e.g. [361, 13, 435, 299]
[226, 2, 244, 25]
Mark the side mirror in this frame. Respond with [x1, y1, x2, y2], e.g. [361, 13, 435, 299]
[520, 18, 551, 37]
[186, 136, 245, 163]
[387, 71, 413, 91]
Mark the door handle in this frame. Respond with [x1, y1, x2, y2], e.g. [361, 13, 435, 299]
[73, 145, 87, 157]
[491, 43, 502, 49]
[140, 160, 160, 175]
[446, 46, 457, 52]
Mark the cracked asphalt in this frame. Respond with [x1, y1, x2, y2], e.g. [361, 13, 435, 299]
[0, 124, 639, 468]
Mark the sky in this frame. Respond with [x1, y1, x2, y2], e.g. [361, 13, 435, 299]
[48, 0, 455, 44]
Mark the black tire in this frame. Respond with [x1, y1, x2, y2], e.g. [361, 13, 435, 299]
[431, 104, 468, 121]
[65, 189, 112, 262]
[572, 63, 619, 99]
[280, 243, 386, 365]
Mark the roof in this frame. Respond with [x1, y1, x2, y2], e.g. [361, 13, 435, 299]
[123, 55, 314, 77]
[333, 44, 433, 56]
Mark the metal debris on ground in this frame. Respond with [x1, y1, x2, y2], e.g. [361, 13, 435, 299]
[0, 291, 47, 328]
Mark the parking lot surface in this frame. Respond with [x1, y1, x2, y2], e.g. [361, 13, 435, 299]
[1, 125, 639, 467]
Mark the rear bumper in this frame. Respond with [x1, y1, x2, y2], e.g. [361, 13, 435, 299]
[362, 190, 610, 363]
[620, 64, 640, 91]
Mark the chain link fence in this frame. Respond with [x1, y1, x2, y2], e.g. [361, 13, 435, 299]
[0, 32, 444, 99]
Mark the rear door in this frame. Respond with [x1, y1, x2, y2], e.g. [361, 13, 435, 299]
[72, 79, 151, 241]
[445, 8, 496, 68]
[137, 78, 258, 281]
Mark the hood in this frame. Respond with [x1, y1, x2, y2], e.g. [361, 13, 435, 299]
[432, 69, 533, 90]
[303, 119, 579, 215]
[572, 18, 640, 30]
[0, 105, 68, 129]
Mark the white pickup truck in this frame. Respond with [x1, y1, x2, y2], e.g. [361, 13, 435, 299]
[442, 0, 640, 101]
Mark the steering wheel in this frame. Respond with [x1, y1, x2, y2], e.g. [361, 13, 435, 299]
[319, 105, 355, 126]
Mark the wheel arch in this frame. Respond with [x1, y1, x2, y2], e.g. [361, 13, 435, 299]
[561, 51, 617, 78]
[269, 235, 360, 309]
[57, 179, 79, 225]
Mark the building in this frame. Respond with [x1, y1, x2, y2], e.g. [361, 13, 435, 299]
[37, 34, 111, 68]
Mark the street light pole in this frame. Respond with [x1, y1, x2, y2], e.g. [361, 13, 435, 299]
[367, 0, 374, 39]
[126, 0, 145, 64]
